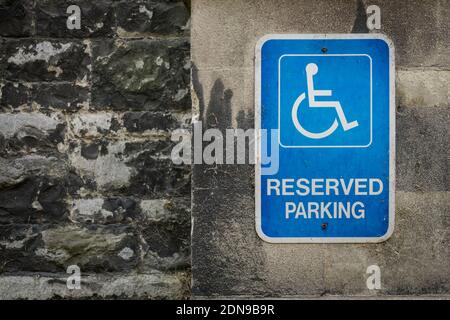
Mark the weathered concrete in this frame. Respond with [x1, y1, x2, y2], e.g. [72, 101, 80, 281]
[369, 0, 449, 68]
[397, 70, 450, 108]
[192, 0, 450, 297]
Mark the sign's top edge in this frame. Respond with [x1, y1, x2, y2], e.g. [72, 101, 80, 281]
[255, 33, 395, 54]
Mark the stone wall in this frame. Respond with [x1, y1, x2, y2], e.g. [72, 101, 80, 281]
[191, 0, 450, 297]
[0, 0, 191, 299]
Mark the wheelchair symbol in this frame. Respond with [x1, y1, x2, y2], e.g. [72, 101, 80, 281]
[291, 63, 359, 139]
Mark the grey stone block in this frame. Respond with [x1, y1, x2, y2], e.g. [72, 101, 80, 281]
[140, 196, 190, 223]
[0, 82, 30, 109]
[3, 39, 90, 82]
[67, 139, 190, 196]
[0, 0, 192, 300]
[0, 271, 189, 299]
[0, 0, 34, 37]
[69, 112, 121, 138]
[125, 142, 191, 197]
[0, 224, 142, 272]
[68, 111, 190, 138]
[32, 83, 90, 111]
[0, 113, 66, 156]
[116, 0, 190, 36]
[0, 38, 5, 79]
[123, 111, 179, 132]
[0, 155, 87, 225]
[0, 82, 89, 111]
[91, 39, 190, 111]
[141, 216, 191, 270]
[0, 174, 69, 224]
[69, 197, 141, 224]
[35, 0, 116, 38]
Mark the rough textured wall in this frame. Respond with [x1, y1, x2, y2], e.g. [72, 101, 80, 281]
[191, 0, 450, 297]
[0, 0, 191, 299]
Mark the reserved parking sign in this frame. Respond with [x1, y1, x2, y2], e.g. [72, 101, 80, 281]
[255, 34, 395, 243]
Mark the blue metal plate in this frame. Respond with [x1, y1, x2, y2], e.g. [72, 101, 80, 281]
[255, 34, 395, 243]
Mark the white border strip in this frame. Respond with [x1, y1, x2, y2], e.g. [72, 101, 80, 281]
[254, 34, 395, 243]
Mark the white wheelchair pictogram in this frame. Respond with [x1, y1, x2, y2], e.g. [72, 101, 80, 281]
[291, 63, 359, 139]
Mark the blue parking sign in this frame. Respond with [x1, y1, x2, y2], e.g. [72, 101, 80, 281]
[255, 34, 395, 243]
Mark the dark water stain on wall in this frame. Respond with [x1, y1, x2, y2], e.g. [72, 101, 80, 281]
[352, 0, 369, 33]
[191, 68, 269, 296]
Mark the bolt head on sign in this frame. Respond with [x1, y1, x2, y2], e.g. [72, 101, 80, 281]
[255, 34, 395, 243]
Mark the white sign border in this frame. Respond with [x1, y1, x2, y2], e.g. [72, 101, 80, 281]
[254, 34, 395, 243]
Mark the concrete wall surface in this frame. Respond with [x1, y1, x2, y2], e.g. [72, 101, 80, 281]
[191, 0, 450, 297]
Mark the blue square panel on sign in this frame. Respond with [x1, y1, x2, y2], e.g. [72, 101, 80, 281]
[255, 35, 395, 243]
[279, 55, 371, 147]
